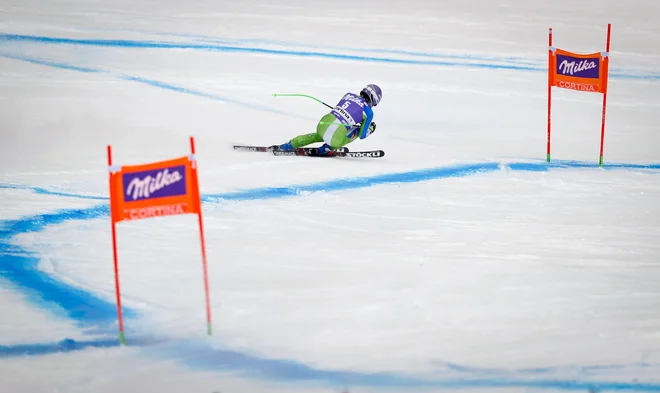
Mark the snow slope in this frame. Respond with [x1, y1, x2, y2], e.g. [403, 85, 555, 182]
[1, 0, 660, 392]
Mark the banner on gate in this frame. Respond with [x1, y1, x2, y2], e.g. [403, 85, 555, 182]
[549, 48, 609, 94]
[109, 155, 200, 223]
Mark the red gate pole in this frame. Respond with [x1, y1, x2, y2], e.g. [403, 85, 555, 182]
[107, 145, 126, 345]
[599, 24, 612, 167]
[547, 27, 553, 162]
[190, 137, 213, 336]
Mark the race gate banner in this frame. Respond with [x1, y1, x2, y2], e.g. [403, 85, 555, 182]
[549, 48, 609, 94]
[108, 155, 201, 223]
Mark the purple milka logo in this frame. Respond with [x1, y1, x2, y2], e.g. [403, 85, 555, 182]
[556, 54, 600, 79]
[122, 165, 187, 202]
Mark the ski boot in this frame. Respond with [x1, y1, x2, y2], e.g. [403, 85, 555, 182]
[317, 143, 335, 156]
[269, 141, 293, 152]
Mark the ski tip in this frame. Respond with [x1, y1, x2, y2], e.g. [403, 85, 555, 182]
[233, 144, 272, 153]
[342, 150, 385, 158]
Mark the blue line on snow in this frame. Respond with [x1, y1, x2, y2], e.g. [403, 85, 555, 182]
[0, 183, 107, 200]
[2, 160, 659, 203]
[508, 160, 660, 171]
[0, 339, 122, 356]
[2, 162, 660, 390]
[0, 338, 130, 357]
[98, 29, 541, 65]
[190, 36, 660, 79]
[190, 36, 541, 65]
[204, 162, 499, 202]
[0, 33, 543, 71]
[0, 52, 303, 118]
[0, 204, 135, 330]
[3, 49, 660, 127]
[82, 28, 660, 80]
[3, 33, 660, 80]
[117, 74, 292, 116]
[440, 360, 660, 375]
[0, 52, 101, 73]
[147, 341, 660, 392]
[0, 335, 169, 357]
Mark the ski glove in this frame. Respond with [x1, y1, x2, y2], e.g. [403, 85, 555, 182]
[366, 122, 376, 137]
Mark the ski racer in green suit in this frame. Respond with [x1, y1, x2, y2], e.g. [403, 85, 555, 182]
[272, 84, 383, 155]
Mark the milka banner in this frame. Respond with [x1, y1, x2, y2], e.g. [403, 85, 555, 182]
[111, 157, 196, 222]
[547, 24, 612, 166]
[550, 49, 607, 92]
[107, 137, 213, 344]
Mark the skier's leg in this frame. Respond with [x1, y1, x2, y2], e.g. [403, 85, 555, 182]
[276, 133, 321, 150]
[277, 113, 334, 150]
[318, 113, 349, 153]
[320, 127, 350, 151]
[326, 131, 350, 150]
[290, 132, 323, 148]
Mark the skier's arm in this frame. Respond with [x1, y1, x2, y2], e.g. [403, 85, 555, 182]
[358, 105, 374, 139]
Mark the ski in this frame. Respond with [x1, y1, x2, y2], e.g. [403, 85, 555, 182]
[288, 149, 385, 158]
[232, 145, 272, 153]
[232, 144, 345, 155]
[341, 150, 385, 158]
[232, 145, 383, 158]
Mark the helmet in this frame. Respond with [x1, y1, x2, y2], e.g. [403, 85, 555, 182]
[360, 84, 382, 107]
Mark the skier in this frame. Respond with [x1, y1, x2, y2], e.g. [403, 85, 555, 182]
[271, 84, 382, 156]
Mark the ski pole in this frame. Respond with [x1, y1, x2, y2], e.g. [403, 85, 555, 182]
[273, 93, 333, 109]
[273, 93, 359, 127]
